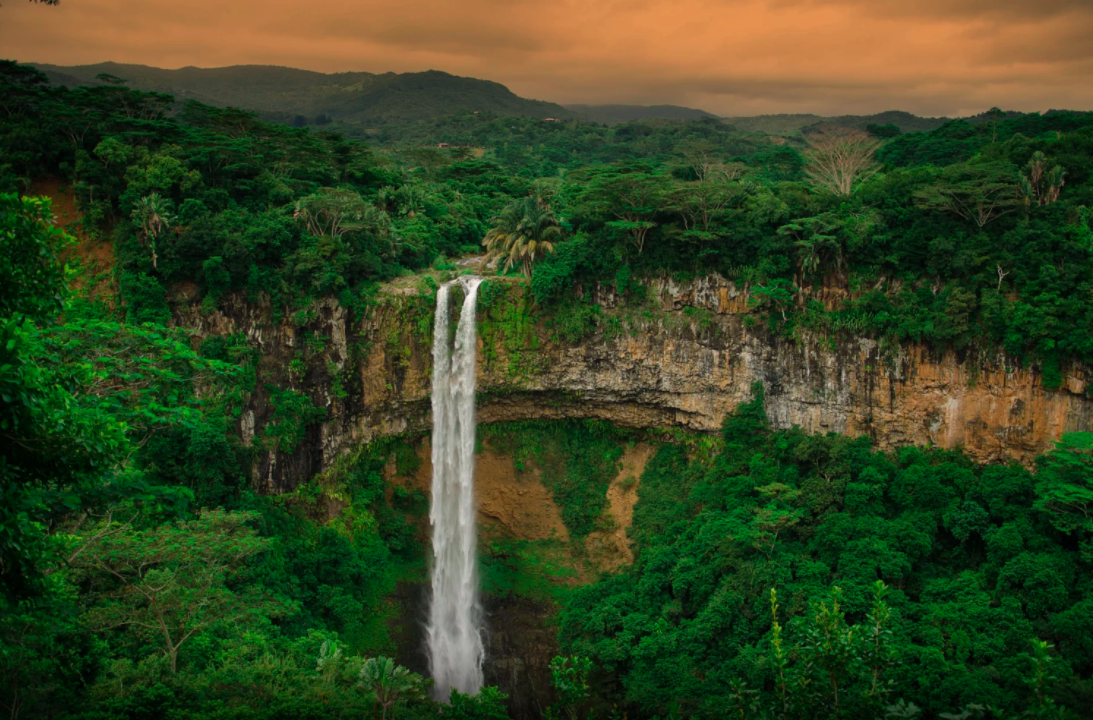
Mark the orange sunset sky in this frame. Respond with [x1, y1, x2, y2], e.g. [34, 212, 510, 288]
[4, 0, 1093, 117]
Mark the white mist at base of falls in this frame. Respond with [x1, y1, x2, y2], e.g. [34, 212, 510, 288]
[426, 276, 485, 699]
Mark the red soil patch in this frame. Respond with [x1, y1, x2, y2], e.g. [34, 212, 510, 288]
[26, 179, 116, 303]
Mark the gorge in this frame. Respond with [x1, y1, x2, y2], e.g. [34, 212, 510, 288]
[165, 271, 1093, 713]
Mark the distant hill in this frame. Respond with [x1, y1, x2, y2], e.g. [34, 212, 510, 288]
[31, 62, 575, 126]
[723, 110, 950, 136]
[29, 62, 1029, 137]
[566, 104, 719, 124]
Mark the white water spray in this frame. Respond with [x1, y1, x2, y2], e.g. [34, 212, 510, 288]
[427, 276, 485, 699]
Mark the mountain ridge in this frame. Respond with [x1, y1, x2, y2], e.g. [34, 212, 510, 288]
[566, 103, 720, 124]
[30, 61, 576, 126]
[722, 109, 952, 135]
[31, 62, 1025, 135]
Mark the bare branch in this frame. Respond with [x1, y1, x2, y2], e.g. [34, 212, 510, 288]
[803, 127, 881, 197]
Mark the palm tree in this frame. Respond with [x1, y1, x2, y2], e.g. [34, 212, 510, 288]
[482, 196, 562, 278]
[529, 177, 561, 208]
[131, 193, 175, 269]
[1019, 152, 1067, 207]
[358, 657, 424, 720]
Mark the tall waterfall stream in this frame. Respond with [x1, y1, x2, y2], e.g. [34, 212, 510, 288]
[426, 276, 485, 698]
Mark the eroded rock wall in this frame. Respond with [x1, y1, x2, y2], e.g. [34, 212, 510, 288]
[174, 274, 1093, 492]
[384, 437, 652, 576]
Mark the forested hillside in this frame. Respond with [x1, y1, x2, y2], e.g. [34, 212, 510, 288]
[3, 56, 1093, 719]
[566, 104, 720, 124]
[723, 110, 952, 137]
[33, 62, 981, 139]
[31, 62, 574, 126]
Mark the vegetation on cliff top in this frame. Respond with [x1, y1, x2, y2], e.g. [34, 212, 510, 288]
[10, 58, 1093, 372]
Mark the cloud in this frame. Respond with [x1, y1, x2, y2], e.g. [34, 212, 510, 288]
[3, 0, 1092, 117]
[774, 0, 1093, 21]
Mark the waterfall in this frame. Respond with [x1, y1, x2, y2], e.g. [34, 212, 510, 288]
[426, 276, 485, 699]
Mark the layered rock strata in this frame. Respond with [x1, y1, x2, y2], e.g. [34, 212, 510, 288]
[174, 274, 1093, 492]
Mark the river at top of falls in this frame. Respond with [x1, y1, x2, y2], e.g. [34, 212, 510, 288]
[426, 276, 485, 699]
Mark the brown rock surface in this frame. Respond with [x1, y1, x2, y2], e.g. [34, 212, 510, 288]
[385, 437, 653, 577]
[384, 438, 569, 543]
[584, 442, 655, 570]
[173, 274, 1093, 493]
[29, 180, 115, 300]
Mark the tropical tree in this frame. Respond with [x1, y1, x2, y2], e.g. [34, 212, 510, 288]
[314, 639, 369, 693]
[292, 187, 370, 239]
[1, 194, 130, 600]
[750, 279, 797, 320]
[779, 214, 844, 281]
[75, 509, 282, 673]
[399, 147, 448, 174]
[375, 186, 399, 214]
[529, 177, 562, 207]
[131, 193, 175, 269]
[676, 140, 715, 181]
[0, 578, 93, 720]
[482, 196, 562, 278]
[569, 166, 665, 253]
[1035, 433, 1093, 558]
[676, 140, 741, 182]
[802, 127, 882, 196]
[915, 161, 1019, 228]
[357, 656, 425, 720]
[1018, 151, 1066, 208]
[866, 123, 901, 139]
[1, 194, 69, 318]
[395, 183, 430, 218]
[2, 195, 221, 604]
[548, 656, 592, 720]
[666, 180, 747, 241]
[444, 687, 510, 720]
[35, 318, 240, 443]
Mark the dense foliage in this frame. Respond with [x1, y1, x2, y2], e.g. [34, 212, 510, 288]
[11, 58, 1093, 372]
[4, 57, 1093, 719]
[0, 188, 440, 718]
[560, 389, 1093, 718]
[2, 60, 514, 320]
[380, 103, 1093, 376]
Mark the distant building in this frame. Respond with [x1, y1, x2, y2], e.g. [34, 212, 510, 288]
[543, 117, 559, 122]
[437, 142, 451, 148]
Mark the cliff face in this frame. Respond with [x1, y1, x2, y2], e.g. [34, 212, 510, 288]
[174, 273, 1093, 493]
[385, 437, 653, 575]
